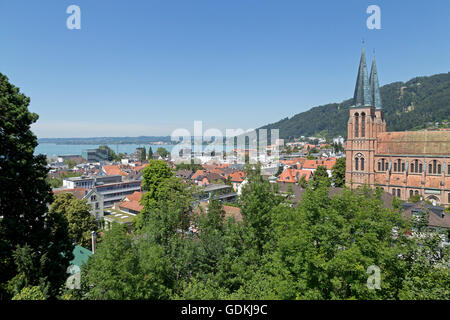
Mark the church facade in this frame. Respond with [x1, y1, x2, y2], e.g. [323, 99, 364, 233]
[345, 47, 450, 206]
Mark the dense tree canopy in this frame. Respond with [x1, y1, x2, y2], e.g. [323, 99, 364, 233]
[79, 165, 449, 300]
[0, 73, 73, 299]
[157, 147, 170, 158]
[49, 193, 98, 248]
[331, 157, 346, 187]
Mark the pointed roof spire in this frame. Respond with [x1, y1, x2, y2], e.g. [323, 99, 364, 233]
[370, 54, 383, 109]
[353, 44, 373, 108]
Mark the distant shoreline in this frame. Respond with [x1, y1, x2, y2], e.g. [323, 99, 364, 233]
[37, 136, 175, 145]
[34, 143, 174, 157]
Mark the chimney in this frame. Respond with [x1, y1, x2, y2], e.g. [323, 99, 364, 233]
[91, 231, 97, 254]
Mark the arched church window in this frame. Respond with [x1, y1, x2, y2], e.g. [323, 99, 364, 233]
[411, 163, 415, 173]
[438, 164, 442, 174]
[355, 158, 359, 171]
[361, 158, 365, 171]
[418, 163, 423, 173]
[378, 161, 381, 172]
[354, 113, 359, 138]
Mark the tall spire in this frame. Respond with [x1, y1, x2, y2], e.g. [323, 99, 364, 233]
[353, 44, 373, 107]
[369, 55, 383, 109]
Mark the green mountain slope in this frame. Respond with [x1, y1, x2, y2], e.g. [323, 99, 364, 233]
[261, 72, 450, 140]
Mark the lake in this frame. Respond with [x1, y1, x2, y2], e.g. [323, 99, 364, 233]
[35, 143, 174, 158]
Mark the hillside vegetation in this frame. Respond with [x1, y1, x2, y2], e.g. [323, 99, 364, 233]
[261, 72, 450, 140]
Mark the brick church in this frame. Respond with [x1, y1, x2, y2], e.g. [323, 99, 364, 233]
[345, 46, 450, 206]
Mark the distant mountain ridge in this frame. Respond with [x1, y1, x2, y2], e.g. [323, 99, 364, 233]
[38, 136, 173, 145]
[260, 72, 450, 140]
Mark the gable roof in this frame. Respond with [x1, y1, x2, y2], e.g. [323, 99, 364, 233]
[119, 200, 144, 213]
[103, 165, 128, 176]
[124, 191, 143, 202]
[278, 169, 313, 183]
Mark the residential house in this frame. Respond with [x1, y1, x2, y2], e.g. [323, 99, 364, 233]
[278, 168, 313, 184]
[114, 191, 144, 215]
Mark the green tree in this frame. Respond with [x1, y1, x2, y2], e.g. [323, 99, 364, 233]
[240, 163, 283, 256]
[331, 157, 346, 187]
[141, 160, 174, 202]
[140, 147, 146, 162]
[98, 145, 116, 161]
[49, 193, 98, 248]
[46, 171, 82, 188]
[194, 200, 227, 278]
[64, 159, 77, 169]
[408, 193, 421, 203]
[140, 177, 193, 244]
[81, 224, 173, 299]
[12, 285, 47, 300]
[0, 73, 73, 299]
[175, 162, 203, 172]
[298, 175, 308, 188]
[311, 165, 331, 189]
[148, 146, 153, 159]
[157, 147, 169, 158]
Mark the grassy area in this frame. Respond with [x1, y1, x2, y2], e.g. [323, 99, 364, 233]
[103, 208, 136, 224]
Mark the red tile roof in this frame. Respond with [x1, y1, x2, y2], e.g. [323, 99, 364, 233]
[103, 165, 128, 176]
[124, 191, 143, 202]
[227, 171, 246, 183]
[278, 169, 313, 183]
[191, 170, 207, 180]
[118, 191, 144, 213]
[119, 200, 143, 213]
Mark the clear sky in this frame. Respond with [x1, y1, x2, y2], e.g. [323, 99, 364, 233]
[1, 0, 449, 138]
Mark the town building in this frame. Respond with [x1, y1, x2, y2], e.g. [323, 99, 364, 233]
[195, 184, 237, 204]
[114, 191, 144, 215]
[81, 148, 109, 162]
[346, 46, 450, 206]
[93, 180, 142, 208]
[62, 174, 122, 189]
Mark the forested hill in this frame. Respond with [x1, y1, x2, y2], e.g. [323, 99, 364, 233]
[261, 72, 450, 140]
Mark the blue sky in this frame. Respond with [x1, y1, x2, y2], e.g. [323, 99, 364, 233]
[1, 0, 449, 138]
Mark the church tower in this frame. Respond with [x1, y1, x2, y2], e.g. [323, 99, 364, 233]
[346, 46, 386, 188]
